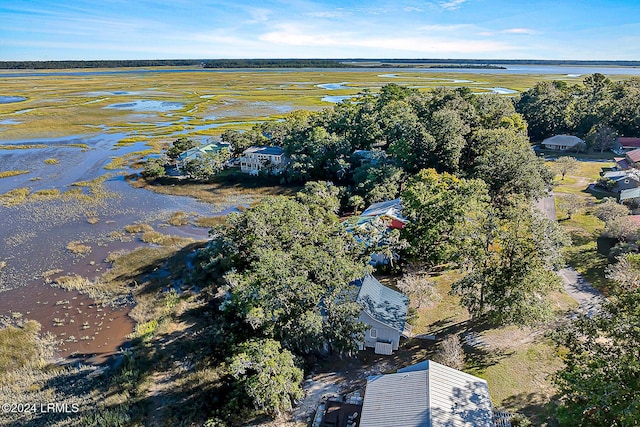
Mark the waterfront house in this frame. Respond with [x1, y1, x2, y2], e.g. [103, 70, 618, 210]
[239, 146, 288, 175]
[177, 142, 228, 172]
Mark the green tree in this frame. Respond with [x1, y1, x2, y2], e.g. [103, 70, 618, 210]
[182, 148, 230, 180]
[553, 289, 640, 426]
[142, 158, 166, 178]
[166, 137, 198, 160]
[401, 168, 489, 266]
[553, 156, 579, 181]
[516, 80, 571, 141]
[473, 133, 552, 203]
[210, 197, 369, 354]
[352, 161, 405, 204]
[229, 339, 303, 418]
[452, 200, 568, 325]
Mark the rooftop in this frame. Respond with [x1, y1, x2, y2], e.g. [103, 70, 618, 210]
[356, 274, 408, 332]
[627, 148, 640, 163]
[359, 360, 495, 427]
[542, 134, 584, 147]
[243, 146, 285, 156]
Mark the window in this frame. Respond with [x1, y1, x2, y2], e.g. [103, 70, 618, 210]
[370, 328, 377, 339]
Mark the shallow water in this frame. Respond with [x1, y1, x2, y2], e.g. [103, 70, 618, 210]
[104, 100, 184, 112]
[0, 96, 26, 104]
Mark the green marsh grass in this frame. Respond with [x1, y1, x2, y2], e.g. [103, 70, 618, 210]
[0, 170, 30, 178]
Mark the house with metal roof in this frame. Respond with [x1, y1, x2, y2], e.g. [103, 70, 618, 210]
[359, 360, 506, 427]
[359, 199, 406, 229]
[239, 145, 288, 175]
[176, 142, 228, 172]
[356, 274, 409, 355]
[542, 134, 584, 151]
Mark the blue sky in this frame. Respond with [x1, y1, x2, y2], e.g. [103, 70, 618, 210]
[2, 0, 640, 60]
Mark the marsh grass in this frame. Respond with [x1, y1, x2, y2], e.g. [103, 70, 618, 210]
[140, 231, 194, 247]
[0, 187, 30, 206]
[66, 241, 92, 255]
[0, 170, 30, 178]
[124, 223, 155, 234]
[44, 158, 59, 165]
[194, 215, 226, 228]
[167, 211, 190, 226]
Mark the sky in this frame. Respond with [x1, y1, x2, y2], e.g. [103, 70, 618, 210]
[2, 0, 640, 61]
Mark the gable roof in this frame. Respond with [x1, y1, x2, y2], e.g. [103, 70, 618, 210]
[361, 199, 403, 218]
[243, 146, 284, 156]
[356, 274, 408, 332]
[627, 148, 640, 163]
[620, 187, 640, 201]
[178, 143, 224, 162]
[542, 134, 584, 147]
[359, 360, 494, 427]
[619, 137, 640, 148]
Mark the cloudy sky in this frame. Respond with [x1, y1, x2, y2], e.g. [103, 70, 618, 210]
[2, 0, 640, 60]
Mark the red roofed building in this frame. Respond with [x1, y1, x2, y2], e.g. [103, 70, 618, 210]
[619, 137, 640, 149]
[626, 148, 640, 168]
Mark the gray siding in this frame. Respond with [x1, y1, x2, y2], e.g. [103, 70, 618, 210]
[360, 312, 401, 350]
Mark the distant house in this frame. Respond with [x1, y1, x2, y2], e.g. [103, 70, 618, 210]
[356, 274, 409, 355]
[177, 142, 228, 171]
[360, 199, 406, 229]
[239, 146, 288, 175]
[359, 360, 509, 427]
[344, 199, 407, 267]
[619, 137, 640, 150]
[542, 134, 584, 151]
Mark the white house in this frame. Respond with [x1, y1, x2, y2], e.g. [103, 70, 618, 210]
[356, 274, 410, 355]
[542, 134, 584, 151]
[239, 146, 288, 175]
[359, 360, 508, 427]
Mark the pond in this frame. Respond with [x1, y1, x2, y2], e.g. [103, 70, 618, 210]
[104, 100, 184, 112]
[0, 96, 27, 104]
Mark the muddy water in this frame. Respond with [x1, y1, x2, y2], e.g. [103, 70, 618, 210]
[1, 283, 134, 364]
[0, 130, 225, 363]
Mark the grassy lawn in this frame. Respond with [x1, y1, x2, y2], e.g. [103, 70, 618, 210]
[550, 159, 615, 293]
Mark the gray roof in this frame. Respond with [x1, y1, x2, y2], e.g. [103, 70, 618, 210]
[620, 187, 640, 200]
[356, 274, 408, 332]
[361, 198, 404, 220]
[243, 146, 284, 156]
[359, 360, 495, 427]
[542, 134, 584, 147]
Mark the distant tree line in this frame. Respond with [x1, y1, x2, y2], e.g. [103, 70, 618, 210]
[516, 73, 640, 146]
[203, 59, 347, 68]
[0, 59, 204, 69]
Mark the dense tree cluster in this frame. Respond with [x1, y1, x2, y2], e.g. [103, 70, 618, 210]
[553, 256, 640, 425]
[517, 73, 640, 144]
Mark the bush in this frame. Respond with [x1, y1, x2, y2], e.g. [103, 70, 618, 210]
[434, 335, 465, 370]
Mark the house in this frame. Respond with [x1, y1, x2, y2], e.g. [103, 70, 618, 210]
[619, 137, 640, 150]
[176, 142, 227, 171]
[602, 171, 640, 193]
[624, 148, 640, 169]
[356, 274, 409, 354]
[542, 134, 584, 151]
[238, 146, 288, 175]
[359, 199, 406, 229]
[359, 360, 509, 427]
[344, 199, 407, 267]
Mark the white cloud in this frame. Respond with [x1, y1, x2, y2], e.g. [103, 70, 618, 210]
[246, 8, 272, 24]
[258, 24, 516, 55]
[478, 28, 540, 36]
[439, 0, 468, 10]
[305, 10, 347, 19]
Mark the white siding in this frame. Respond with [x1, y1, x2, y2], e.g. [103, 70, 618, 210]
[360, 312, 401, 350]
